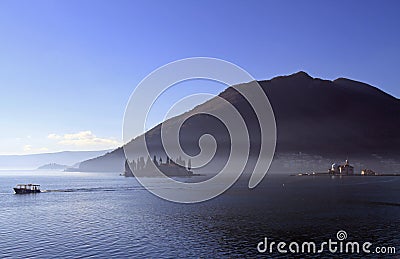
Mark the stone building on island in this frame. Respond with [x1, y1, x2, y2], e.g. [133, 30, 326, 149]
[329, 159, 354, 175]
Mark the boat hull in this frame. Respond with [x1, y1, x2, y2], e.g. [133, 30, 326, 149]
[13, 188, 41, 194]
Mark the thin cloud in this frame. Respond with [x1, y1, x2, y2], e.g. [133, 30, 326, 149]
[48, 131, 122, 149]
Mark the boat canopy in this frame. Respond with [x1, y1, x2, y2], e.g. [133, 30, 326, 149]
[15, 184, 40, 189]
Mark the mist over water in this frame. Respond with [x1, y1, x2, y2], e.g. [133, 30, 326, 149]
[0, 170, 398, 258]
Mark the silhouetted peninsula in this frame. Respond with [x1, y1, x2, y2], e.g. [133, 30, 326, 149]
[37, 163, 69, 170]
[124, 155, 195, 177]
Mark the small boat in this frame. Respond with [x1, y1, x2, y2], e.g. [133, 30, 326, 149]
[13, 184, 41, 194]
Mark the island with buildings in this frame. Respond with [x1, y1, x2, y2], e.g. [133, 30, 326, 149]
[296, 159, 399, 177]
[124, 155, 199, 177]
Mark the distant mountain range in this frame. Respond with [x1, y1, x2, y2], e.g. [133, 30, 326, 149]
[79, 72, 400, 173]
[0, 150, 110, 170]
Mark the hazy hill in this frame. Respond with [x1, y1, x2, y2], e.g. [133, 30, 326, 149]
[0, 150, 110, 170]
[79, 72, 400, 173]
[37, 163, 69, 170]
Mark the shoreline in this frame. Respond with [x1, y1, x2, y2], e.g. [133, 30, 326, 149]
[292, 172, 400, 177]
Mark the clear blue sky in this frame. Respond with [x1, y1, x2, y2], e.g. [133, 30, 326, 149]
[0, 0, 399, 154]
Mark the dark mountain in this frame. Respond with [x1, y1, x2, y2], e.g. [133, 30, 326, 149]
[79, 72, 400, 173]
[263, 72, 399, 154]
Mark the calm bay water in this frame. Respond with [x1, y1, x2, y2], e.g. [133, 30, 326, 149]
[0, 170, 399, 258]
